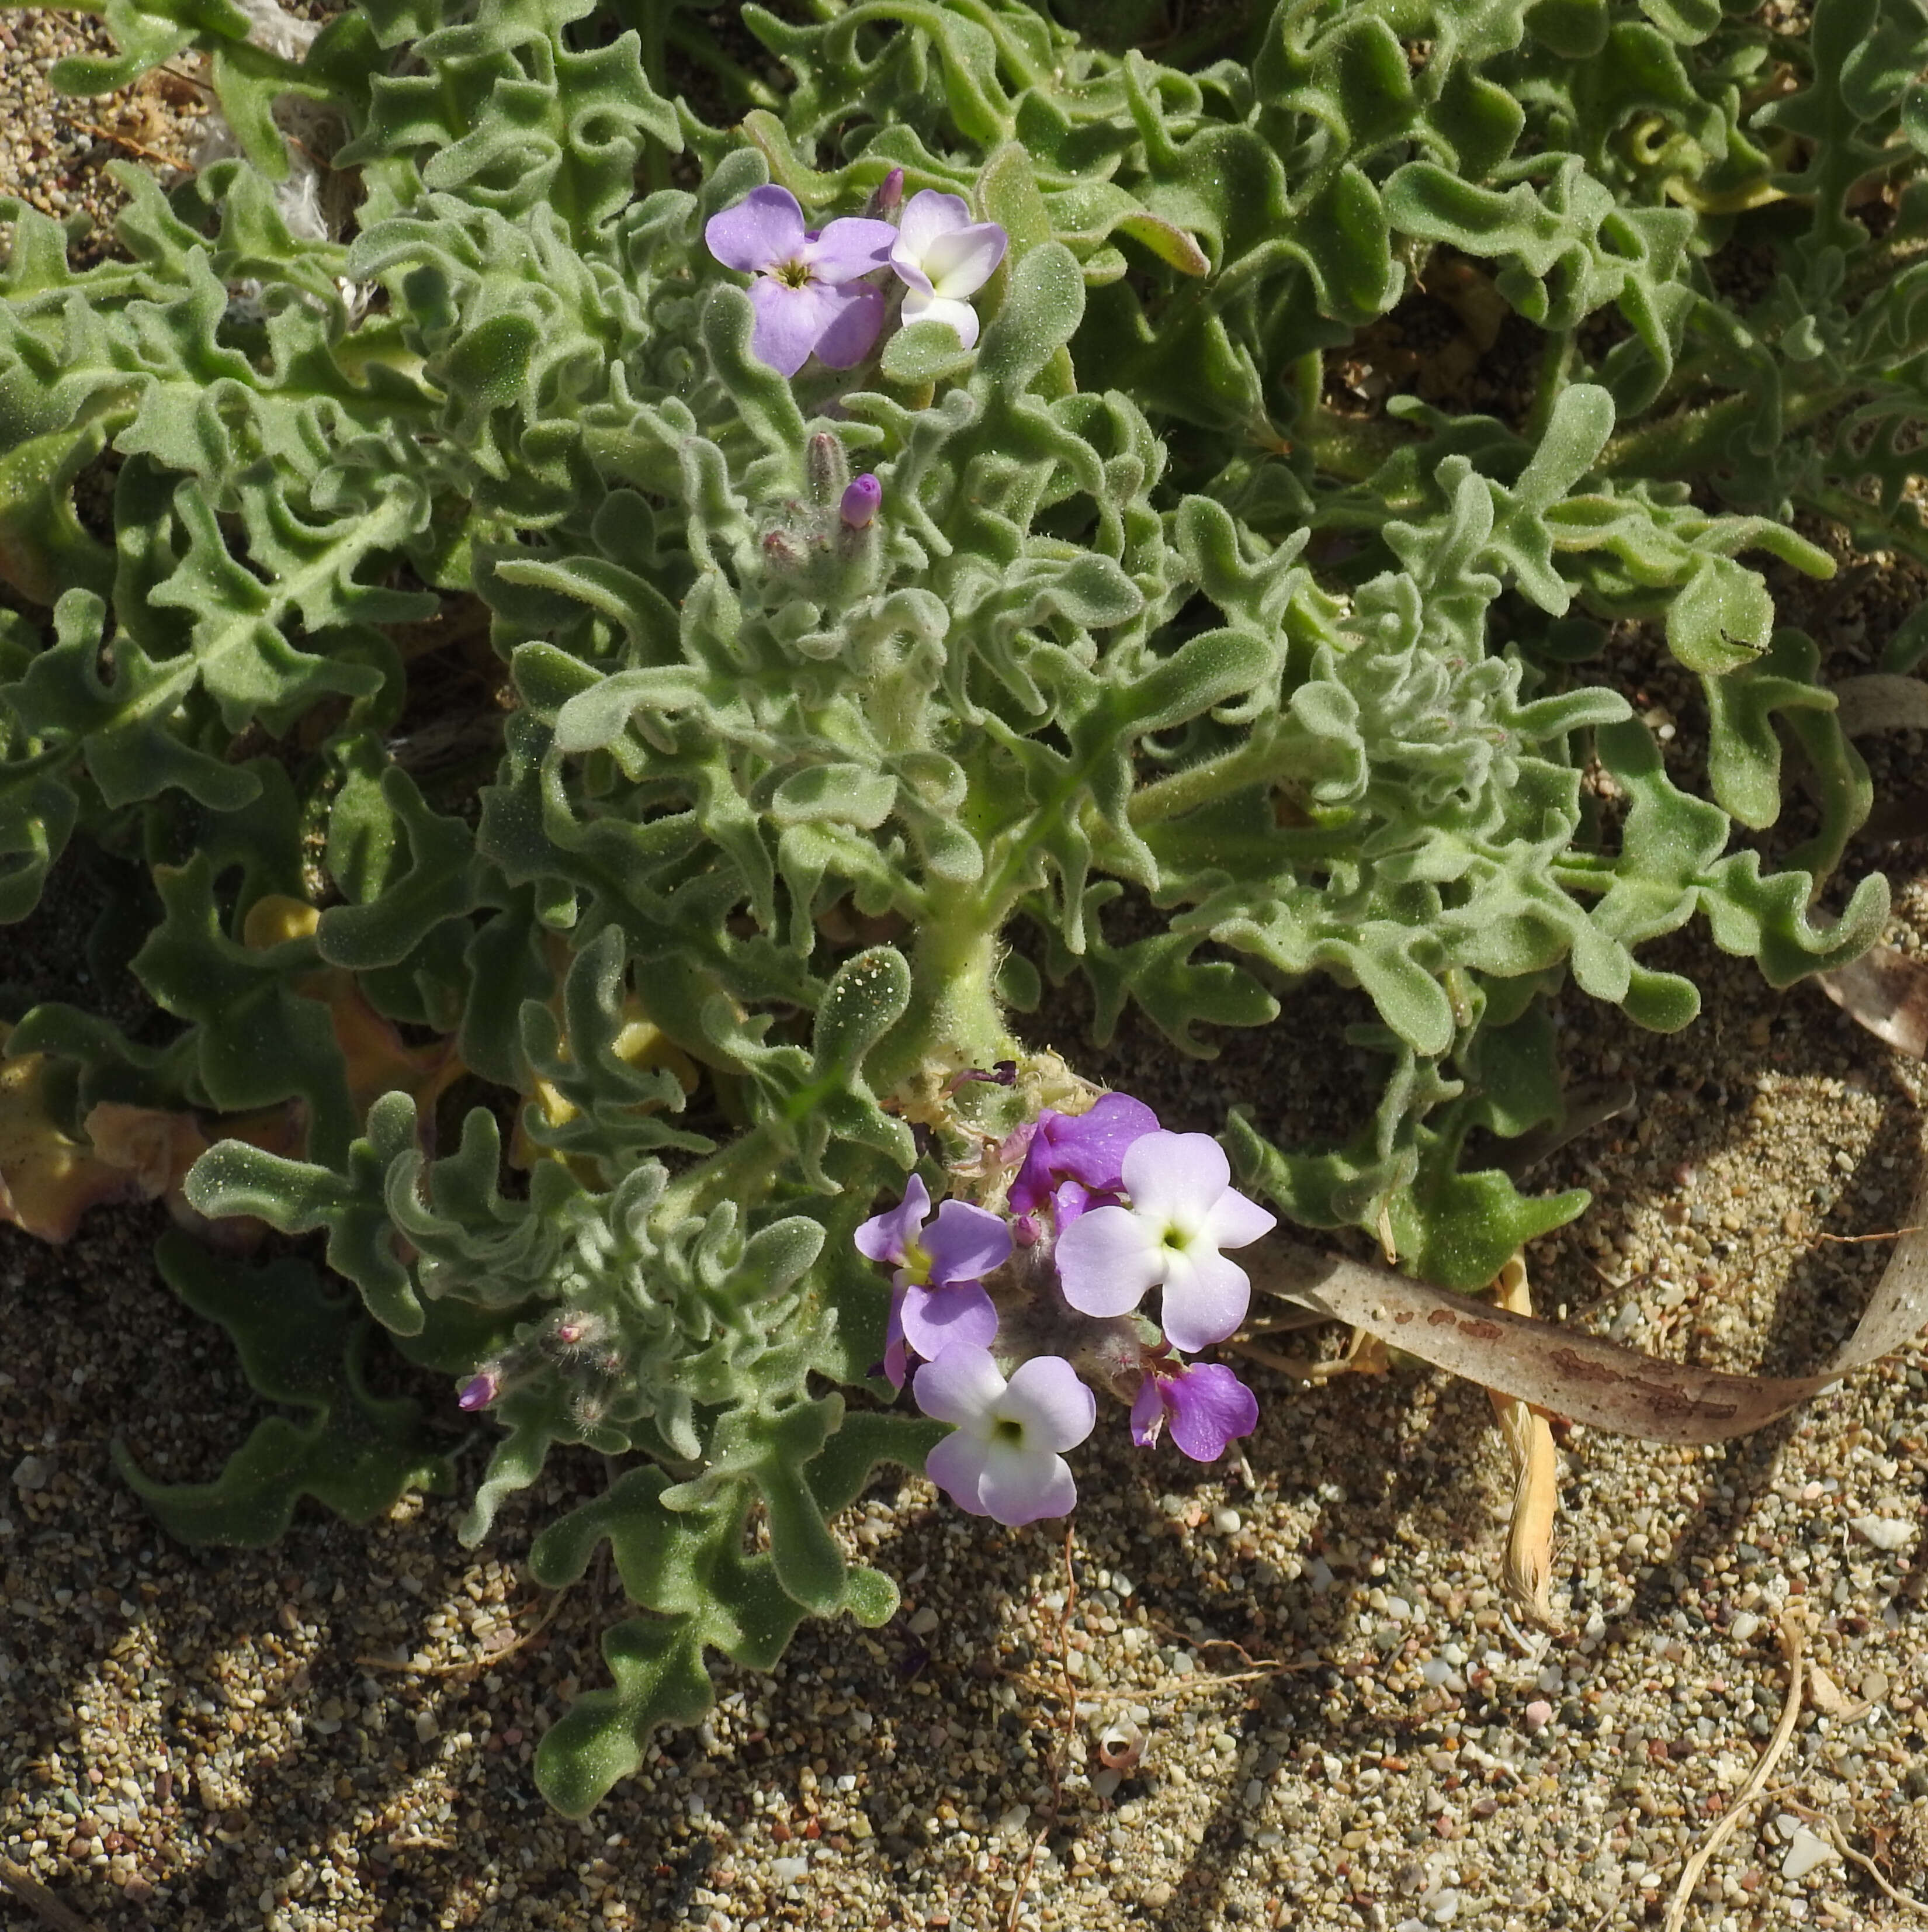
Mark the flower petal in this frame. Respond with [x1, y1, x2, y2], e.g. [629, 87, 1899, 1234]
[998, 1355, 1096, 1453]
[747, 277, 832, 377]
[705, 185, 805, 273]
[922, 1199, 1012, 1285]
[896, 188, 972, 260]
[855, 1172, 930, 1265]
[1158, 1244, 1251, 1353]
[912, 1342, 1005, 1428]
[976, 1442, 1077, 1525]
[900, 1280, 1000, 1362]
[800, 214, 900, 282]
[921, 220, 1008, 298]
[1046, 1093, 1160, 1194]
[809, 281, 886, 368]
[925, 1429, 993, 1514]
[1129, 1376, 1168, 1448]
[1121, 1130, 1230, 1228]
[898, 287, 980, 349]
[881, 1281, 910, 1390]
[1007, 1120, 1057, 1217]
[1202, 1185, 1275, 1252]
[1055, 1204, 1165, 1317]
[1164, 1363, 1259, 1462]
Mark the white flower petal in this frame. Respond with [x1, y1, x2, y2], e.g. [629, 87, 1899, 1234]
[1121, 1130, 1231, 1227]
[998, 1356, 1096, 1454]
[899, 287, 981, 349]
[896, 188, 972, 259]
[1202, 1185, 1276, 1252]
[925, 1430, 993, 1514]
[1055, 1204, 1166, 1317]
[921, 220, 1007, 299]
[976, 1442, 1077, 1525]
[912, 1343, 1005, 1428]
[1159, 1244, 1252, 1353]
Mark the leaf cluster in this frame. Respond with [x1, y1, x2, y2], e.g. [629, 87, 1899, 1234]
[0, 0, 1915, 1810]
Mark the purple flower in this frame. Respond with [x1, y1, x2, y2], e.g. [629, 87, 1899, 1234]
[841, 473, 882, 528]
[916, 1345, 1095, 1524]
[1055, 1131, 1276, 1353]
[1130, 1359, 1259, 1463]
[1008, 1092, 1160, 1219]
[856, 1175, 1008, 1387]
[889, 191, 1008, 349]
[705, 185, 898, 377]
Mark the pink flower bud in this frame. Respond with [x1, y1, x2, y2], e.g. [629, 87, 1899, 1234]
[841, 473, 882, 528]
[869, 168, 904, 216]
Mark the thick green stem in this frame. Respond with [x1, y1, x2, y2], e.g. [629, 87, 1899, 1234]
[1802, 481, 1928, 574]
[1130, 729, 1285, 826]
[1302, 405, 1411, 483]
[657, 1122, 783, 1224]
[1602, 383, 1838, 478]
[665, 16, 782, 110]
[1524, 330, 1575, 444]
[871, 909, 1013, 1099]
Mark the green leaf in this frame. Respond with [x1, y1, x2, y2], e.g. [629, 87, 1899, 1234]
[880, 319, 978, 385]
[1667, 553, 1773, 675]
[112, 1232, 453, 1546]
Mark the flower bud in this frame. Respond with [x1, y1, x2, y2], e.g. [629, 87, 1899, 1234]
[549, 1310, 611, 1357]
[457, 1369, 500, 1411]
[762, 528, 805, 570]
[840, 473, 882, 529]
[867, 167, 905, 218]
[806, 430, 851, 505]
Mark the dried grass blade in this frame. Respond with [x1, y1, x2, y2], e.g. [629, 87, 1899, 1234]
[1485, 1254, 1562, 1630]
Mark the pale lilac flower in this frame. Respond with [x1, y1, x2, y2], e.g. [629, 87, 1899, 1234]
[889, 191, 1008, 349]
[705, 185, 898, 377]
[1130, 1359, 1259, 1462]
[856, 1175, 1007, 1387]
[916, 1345, 1094, 1525]
[840, 473, 882, 528]
[1055, 1132, 1275, 1352]
[1008, 1092, 1160, 1220]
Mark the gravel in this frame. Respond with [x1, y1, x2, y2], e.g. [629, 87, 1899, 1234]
[5, 8, 1928, 1927]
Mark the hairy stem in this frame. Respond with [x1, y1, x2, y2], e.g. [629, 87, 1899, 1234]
[657, 1122, 783, 1224]
[1129, 728, 1289, 826]
[872, 910, 1012, 1098]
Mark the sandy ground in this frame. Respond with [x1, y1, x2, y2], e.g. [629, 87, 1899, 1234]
[8, 12, 1928, 1931]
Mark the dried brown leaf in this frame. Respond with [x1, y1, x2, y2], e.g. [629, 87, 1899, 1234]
[1832, 674, 1928, 738]
[1815, 943, 1928, 1057]
[1251, 1165, 1928, 1442]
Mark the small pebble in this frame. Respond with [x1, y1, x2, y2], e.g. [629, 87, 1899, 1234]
[1850, 1515, 1913, 1551]
[1781, 1826, 1840, 1880]
[1524, 1699, 1553, 1733]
